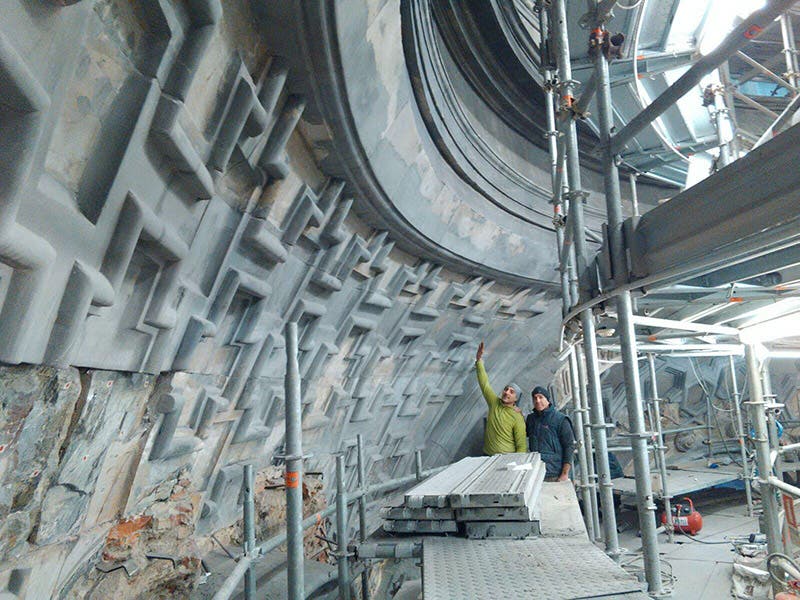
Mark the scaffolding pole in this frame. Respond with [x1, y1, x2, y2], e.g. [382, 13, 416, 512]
[647, 354, 673, 544]
[539, 3, 574, 314]
[780, 11, 799, 90]
[284, 322, 305, 600]
[762, 359, 784, 479]
[744, 344, 783, 558]
[356, 435, 370, 600]
[594, 23, 662, 592]
[628, 173, 639, 217]
[728, 355, 754, 517]
[569, 347, 595, 539]
[577, 346, 602, 540]
[719, 62, 741, 159]
[242, 464, 256, 599]
[335, 454, 351, 600]
[552, 0, 619, 557]
[708, 82, 733, 168]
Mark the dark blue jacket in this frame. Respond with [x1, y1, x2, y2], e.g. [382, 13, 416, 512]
[526, 405, 575, 477]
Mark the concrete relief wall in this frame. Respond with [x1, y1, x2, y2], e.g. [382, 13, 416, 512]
[0, 1, 563, 596]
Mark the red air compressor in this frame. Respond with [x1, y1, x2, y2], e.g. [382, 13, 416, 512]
[661, 497, 703, 535]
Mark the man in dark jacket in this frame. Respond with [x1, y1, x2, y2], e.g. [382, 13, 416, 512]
[526, 386, 575, 481]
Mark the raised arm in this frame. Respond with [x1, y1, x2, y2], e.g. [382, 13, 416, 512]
[475, 342, 497, 405]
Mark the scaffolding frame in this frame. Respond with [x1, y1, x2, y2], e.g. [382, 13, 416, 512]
[212, 2, 800, 598]
[549, 0, 800, 596]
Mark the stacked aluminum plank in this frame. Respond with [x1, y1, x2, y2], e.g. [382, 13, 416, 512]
[382, 453, 544, 538]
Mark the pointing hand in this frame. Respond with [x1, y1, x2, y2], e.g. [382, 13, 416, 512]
[476, 342, 484, 362]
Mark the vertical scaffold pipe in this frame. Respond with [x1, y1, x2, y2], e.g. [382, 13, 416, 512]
[243, 464, 256, 599]
[551, 0, 619, 557]
[594, 21, 662, 592]
[539, 3, 573, 314]
[781, 12, 799, 90]
[569, 348, 595, 539]
[356, 435, 370, 600]
[762, 359, 783, 478]
[719, 63, 741, 160]
[647, 354, 673, 543]
[728, 355, 754, 516]
[744, 344, 783, 557]
[284, 322, 305, 600]
[577, 347, 601, 540]
[628, 173, 639, 217]
[711, 83, 733, 168]
[335, 454, 351, 600]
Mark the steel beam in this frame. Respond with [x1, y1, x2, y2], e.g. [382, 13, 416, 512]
[610, 0, 797, 155]
[595, 30, 661, 592]
[686, 244, 800, 287]
[552, 0, 619, 556]
[597, 342, 744, 354]
[629, 122, 800, 286]
[628, 314, 739, 336]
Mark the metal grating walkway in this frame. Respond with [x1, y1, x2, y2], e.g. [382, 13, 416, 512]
[422, 536, 648, 599]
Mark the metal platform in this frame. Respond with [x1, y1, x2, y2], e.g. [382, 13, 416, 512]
[422, 536, 648, 599]
[612, 464, 741, 501]
[448, 452, 545, 508]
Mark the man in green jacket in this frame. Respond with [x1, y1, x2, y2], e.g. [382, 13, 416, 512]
[475, 342, 527, 455]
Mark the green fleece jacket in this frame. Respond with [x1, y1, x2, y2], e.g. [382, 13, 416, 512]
[475, 360, 527, 455]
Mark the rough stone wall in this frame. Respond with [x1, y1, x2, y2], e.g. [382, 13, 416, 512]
[0, 1, 563, 597]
